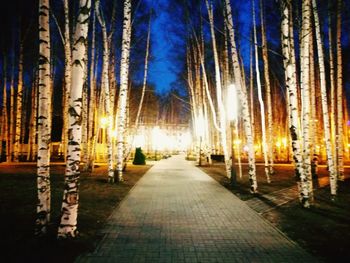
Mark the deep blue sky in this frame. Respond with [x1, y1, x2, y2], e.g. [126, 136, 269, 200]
[146, 0, 178, 95]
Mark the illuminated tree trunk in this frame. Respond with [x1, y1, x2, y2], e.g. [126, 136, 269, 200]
[27, 80, 38, 161]
[57, 0, 91, 239]
[224, 0, 257, 192]
[125, 13, 151, 165]
[9, 64, 15, 162]
[62, 0, 72, 162]
[13, 43, 24, 162]
[116, 0, 132, 182]
[252, 0, 270, 183]
[205, 0, 231, 178]
[328, 3, 337, 175]
[281, 0, 309, 207]
[0, 60, 7, 162]
[96, 0, 114, 182]
[300, 0, 313, 199]
[312, 0, 337, 196]
[260, 0, 274, 175]
[85, 10, 96, 172]
[336, 0, 344, 181]
[36, 0, 52, 235]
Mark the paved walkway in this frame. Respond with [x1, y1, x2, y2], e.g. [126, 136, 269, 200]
[78, 155, 317, 263]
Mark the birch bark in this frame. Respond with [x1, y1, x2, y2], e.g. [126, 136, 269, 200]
[116, 0, 132, 182]
[58, 0, 91, 238]
[36, 0, 52, 235]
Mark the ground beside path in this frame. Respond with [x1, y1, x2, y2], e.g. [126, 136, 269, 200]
[78, 155, 317, 262]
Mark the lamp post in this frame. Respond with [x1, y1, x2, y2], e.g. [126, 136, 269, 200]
[227, 84, 238, 186]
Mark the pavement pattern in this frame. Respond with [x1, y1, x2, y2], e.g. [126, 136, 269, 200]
[78, 155, 317, 263]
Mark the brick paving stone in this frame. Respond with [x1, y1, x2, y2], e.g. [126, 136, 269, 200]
[77, 155, 318, 263]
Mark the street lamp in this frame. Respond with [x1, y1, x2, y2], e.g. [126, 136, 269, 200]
[227, 84, 238, 186]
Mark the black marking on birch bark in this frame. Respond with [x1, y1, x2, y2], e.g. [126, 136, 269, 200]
[39, 27, 47, 32]
[73, 59, 84, 68]
[38, 11, 48, 17]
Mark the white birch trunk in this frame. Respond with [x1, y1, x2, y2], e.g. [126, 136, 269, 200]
[36, 0, 52, 235]
[116, 0, 132, 182]
[312, 0, 337, 196]
[281, 0, 310, 207]
[62, 0, 72, 162]
[260, 0, 274, 175]
[252, 0, 270, 183]
[96, 0, 114, 182]
[14, 43, 23, 162]
[57, 0, 91, 238]
[224, 0, 257, 192]
[1, 60, 7, 162]
[336, 0, 344, 181]
[205, 1, 231, 178]
[328, 4, 337, 176]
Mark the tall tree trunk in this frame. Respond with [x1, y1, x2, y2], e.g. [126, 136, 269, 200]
[62, 0, 72, 162]
[312, 0, 337, 196]
[224, 0, 257, 193]
[328, 2, 337, 176]
[124, 12, 151, 165]
[36, 0, 52, 235]
[253, 0, 270, 183]
[85, 10, 96, 172]
[57, 0, 91, 239]
[205, 0, 231, 178]
[14, 43, 24, 162]
[300, 0, 313, 200]
[116, 0, 132, 182]
[96, 0, 114, 182]
[281, 0, 310, 207]
[0, 59, 7, 162]
[336, 0, 344, 181]
[260, 0, 274, 175]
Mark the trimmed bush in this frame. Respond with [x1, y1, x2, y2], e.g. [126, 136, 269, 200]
[133, 147, 146, 165]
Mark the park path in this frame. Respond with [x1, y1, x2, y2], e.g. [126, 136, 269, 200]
[78, 155, 317, 263]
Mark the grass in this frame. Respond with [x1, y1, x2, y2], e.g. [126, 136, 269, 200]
[201, 162, 350, 262]
[0, 163, 151, 262]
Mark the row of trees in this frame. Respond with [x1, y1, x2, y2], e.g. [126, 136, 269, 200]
[0, 0, 164, 238]
[183, 0, 348, 207]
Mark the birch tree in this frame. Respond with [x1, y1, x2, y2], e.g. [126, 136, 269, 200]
[260, 0, 274, 175]
[58, 0, 91, 239]
[205, 0, 231, 178]
[336, 0, 344, 181]
[252, 0, 270, 183]
[36, 0, 52, 235]
[280, 0, 310, 207]
[96, 0, 114, 182]
[13, 43, 24, 162]
[116, 0, 132, 182]
[311, 0, 337, 196]
[224, 0, 257, 193]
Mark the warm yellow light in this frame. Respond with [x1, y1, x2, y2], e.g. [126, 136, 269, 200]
[234, 139, 241, 145]
[111, 130, 117, 138]
[281, 137, 287, 147]
[276, 141, 281, 148]
[196, 114, 205, 137]
[243, 145, 249, 152]
[100, 116, 109, 127]
[134, 134, 145, 148]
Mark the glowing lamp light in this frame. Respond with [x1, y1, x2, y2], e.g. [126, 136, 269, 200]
[234, 139, 241, 145]
[196, 115, 205, 138]
[281, 137, 287, 147]
[100, 116, 109, 128]
[111, 130, 117, 138]
[276, 141, 281, 148]
[243, 145, 249, 152]
[227, 84, 238, 121]
[134, 134, 145, 148]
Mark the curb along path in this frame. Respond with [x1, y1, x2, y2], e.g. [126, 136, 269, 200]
[78, 155, 317, 263]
